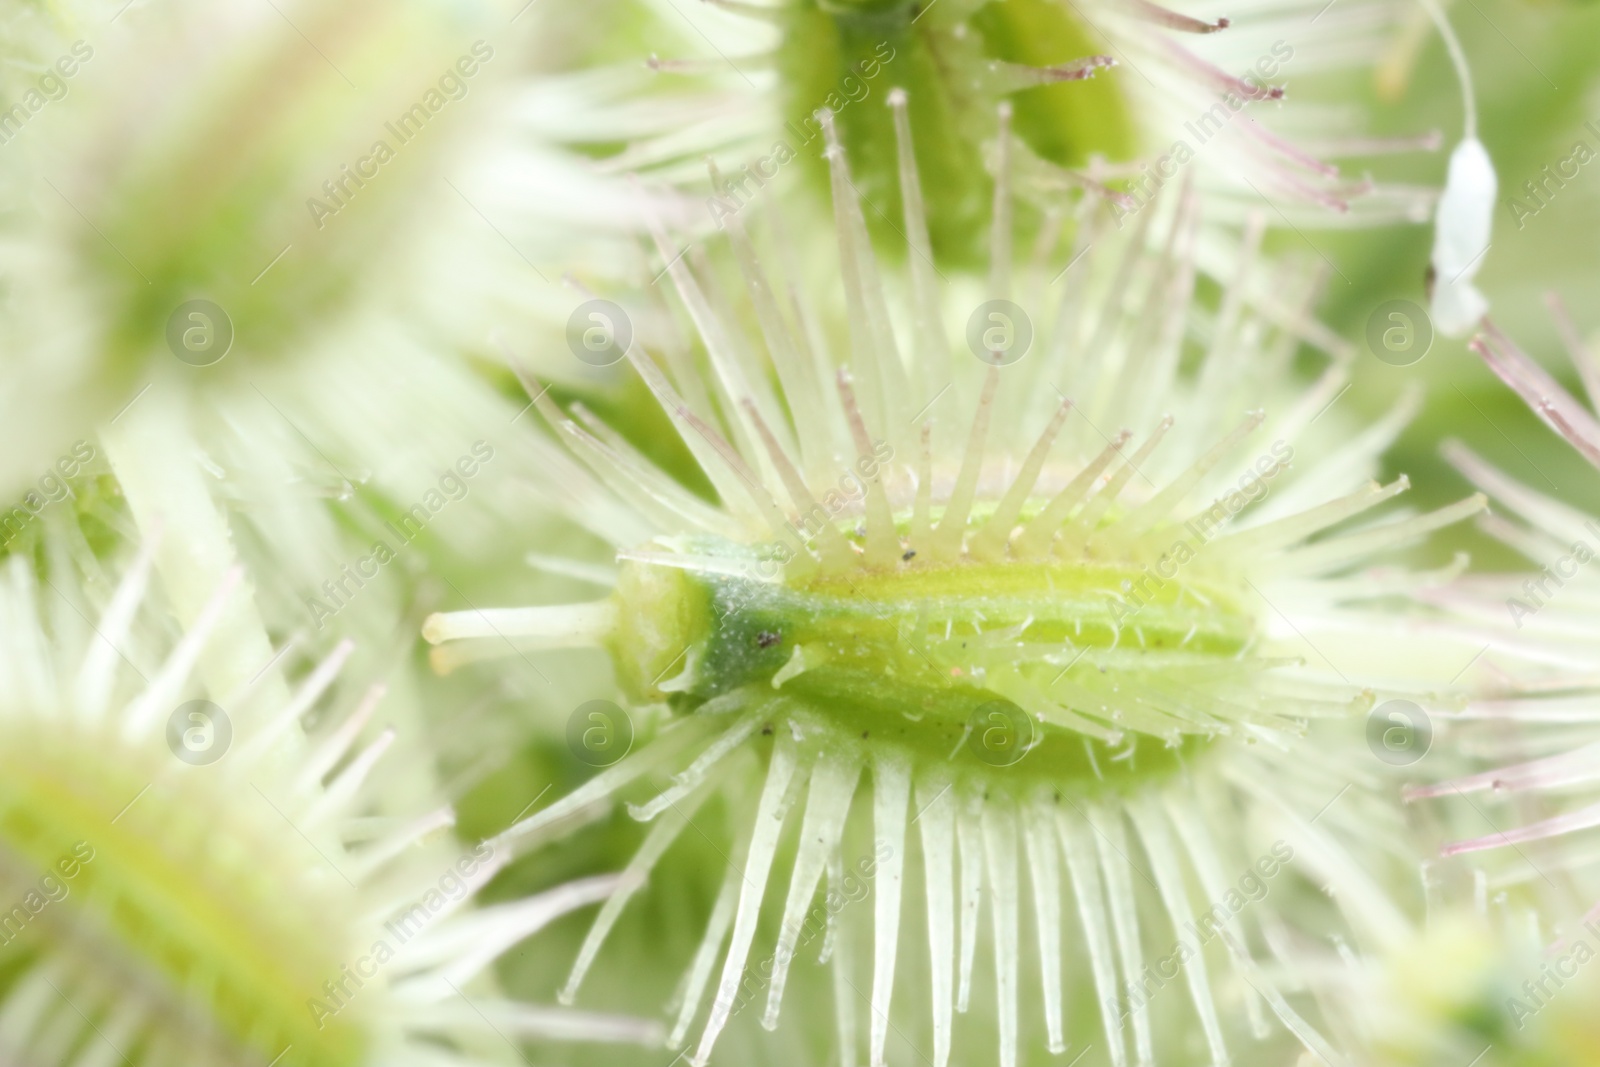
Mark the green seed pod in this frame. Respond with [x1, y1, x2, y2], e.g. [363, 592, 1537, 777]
[0, 545, 661, 1067]
[427, 124, 1487, 1067]
[0, 0, 508, 497]
[566, 0, 1438, 273]
[776, 0, 1133, 263]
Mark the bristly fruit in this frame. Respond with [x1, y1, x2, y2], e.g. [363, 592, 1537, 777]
[0, 540, 661, 1066]
[426, 111, 1486, 1067]
[564, 0, 1441, 272]
[774, 0, 1134, 263]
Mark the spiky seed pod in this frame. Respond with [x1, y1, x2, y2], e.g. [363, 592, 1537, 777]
[0, 0, 501, 472]
[426, 114, 1486, 1067]
[557, 0, 1439, 269]
[0, 542, 661, 1066]
[0, 0, 639, 712]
